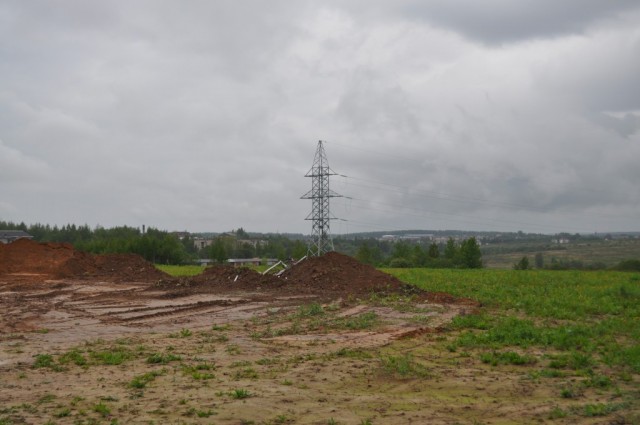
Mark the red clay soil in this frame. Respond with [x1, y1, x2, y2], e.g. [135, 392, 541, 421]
[0, 239, 169, 282]
[0, 239, 76, 275]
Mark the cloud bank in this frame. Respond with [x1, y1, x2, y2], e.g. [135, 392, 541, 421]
[1, 1, 639, 233]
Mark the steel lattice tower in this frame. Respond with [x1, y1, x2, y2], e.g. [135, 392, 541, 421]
[301, 140, 342, 256]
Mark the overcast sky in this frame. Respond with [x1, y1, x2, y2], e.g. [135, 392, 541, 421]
[2, 1, 639, 235]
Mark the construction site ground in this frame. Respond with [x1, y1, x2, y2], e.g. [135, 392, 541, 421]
[1, 240, 624, 424]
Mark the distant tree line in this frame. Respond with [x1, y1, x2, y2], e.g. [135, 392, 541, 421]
[1, 221, 189, 264]
[351, 237, 483, 269]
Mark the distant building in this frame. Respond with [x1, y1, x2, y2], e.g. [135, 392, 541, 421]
[193, 238, 214, 250]
[227, 258, 262, 267]
[227, 258, 279, 267]
[0, 230, 34, 244]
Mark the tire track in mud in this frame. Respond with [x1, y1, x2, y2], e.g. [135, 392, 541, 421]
[93, 298, 262, 325]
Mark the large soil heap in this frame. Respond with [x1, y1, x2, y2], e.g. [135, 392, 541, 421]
[158, 252, 424, 300]
[0, 239, 168, 282]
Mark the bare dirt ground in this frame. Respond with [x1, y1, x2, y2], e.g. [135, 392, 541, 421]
[1, 241, 631, 424]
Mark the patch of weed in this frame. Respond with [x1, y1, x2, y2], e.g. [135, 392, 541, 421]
[332, 312, 378, 330]
[129, 370, 164, 389]
[54, 407, 71, 418]
[230, 389, 251, 399]
[381, 354, 430, 378]
[90, 347, 133, 365]
[146, 353, 181, 364]
[93, 401, 111, 417]
[234, 367, 258, 380]
[297, 303, 324, 317]
[59, 349, 87, 366]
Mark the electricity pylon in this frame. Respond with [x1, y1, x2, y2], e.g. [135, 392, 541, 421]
[301, 140, 342, 256]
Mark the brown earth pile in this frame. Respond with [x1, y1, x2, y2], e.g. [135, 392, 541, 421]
[56, 253, 169, 282]
[279, 251, 411, 295]
[0, 239, 168, 282]
[158, 252, 432, 300]
[0, 239, 76, 275]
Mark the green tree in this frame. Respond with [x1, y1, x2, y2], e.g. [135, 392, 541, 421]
[444, 238, 458, 260]
[514, 256, 530, 270]
[291, 240, 307, 259]
[427, 243, 440, 259]
[459, 237, 483, 268]
[356, 243, 374, 265]
[412, 244, 428, 267]
[209, 238, 228, 263]
[534, 253, 544, 269]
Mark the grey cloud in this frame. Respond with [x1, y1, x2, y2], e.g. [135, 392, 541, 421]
[1, 1, 639, 233]
[401, 0, 640, 45]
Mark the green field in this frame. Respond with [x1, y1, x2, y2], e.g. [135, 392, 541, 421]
[385, 267, 640, 420]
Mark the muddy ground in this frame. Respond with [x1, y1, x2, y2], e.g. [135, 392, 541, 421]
[1, 241, 632, 424]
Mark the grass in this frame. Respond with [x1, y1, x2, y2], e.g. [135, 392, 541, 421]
[146, 352, 181, 364]
[384, 267, 640, 421]
[93, 401, 111, 417]
[230, 389, 251, 399]
[129, 370, 164, 389]
[155, 264, 206, 276]
[386, 268, 640, 373]
[381, 354, 430, 378]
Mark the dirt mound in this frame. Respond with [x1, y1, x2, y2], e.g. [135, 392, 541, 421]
[0, 239, 76, 275]
[0, 239, 168, 282]
[57, 253, 169, 282]
[279, 251, 412, 296]
[157, 252, 434, 300]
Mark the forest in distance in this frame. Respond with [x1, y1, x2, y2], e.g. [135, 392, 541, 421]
[2, 220, 640, 271]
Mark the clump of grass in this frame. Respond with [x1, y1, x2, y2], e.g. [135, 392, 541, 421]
[548, 406, 567, 419]
[230, 388, 251, 399]
[146, 353, 181, 364]
[548, 352, 593, 371]
[255, 357, 281, 366]
[297, 303, 324, 317]
[180, 328, 192, 338]
[32, 354, 56, 369]
[59, 349, 87, 366]
[90, 347, 133, 365]
[54, 407, 71, 418]
[182, 363, 215, 380]
[234, 367, 258, 380]
[211, 324, 230, 331]
[37, 394, 56, 404]
[183, 407, 215, 418]
[226, 344, 241, 355]
[381, 354, 430, 378]
[333, 347, 373, 359]
[579, 402, 627, 417]
[93, 401, 111, 417]
[585, 374, 612, 389]
[129, 370, 164, 389]
[332, 312, 378, 330]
